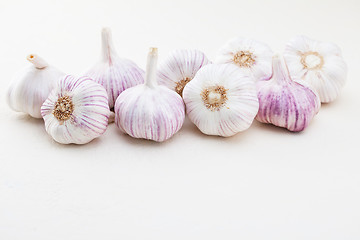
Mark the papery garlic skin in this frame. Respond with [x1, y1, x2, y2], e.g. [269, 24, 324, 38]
[256, 55, 321, 132]
[158, 49, 210, 96]
[284, 35, 347, 103]
[183, 64, 259, 137]
[41, 75, 110, 144]
[6, 54, 64, 118]
[115, 48, 185, 142]
[215, 37, 273, 81]
[85, 28, 145, 109]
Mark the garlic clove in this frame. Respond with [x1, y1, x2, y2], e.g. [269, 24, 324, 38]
[215, 37, 273, 81]
[114, 48, 185, 142]
[182, 63, 259, 137]
[256, 55, 321, 132]
[157, 49, 210, 96]
[6, 54, 65, 118]
[41, 75, 110, 144]
[284, 35, 347, 103]
[85, 27, 145, 109]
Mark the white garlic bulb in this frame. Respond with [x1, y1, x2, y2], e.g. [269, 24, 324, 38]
[41, 75, 110, 144]
[284, 35, 347, 103]
[158, 49, 210, 96]
[115, 48, 185, 142]
[85, 28, 145, 109]
[215, 37, 273, 81]
[182, 64, 259, 137]
[256, 55, 321, 132]
[6, 54, 64, 118]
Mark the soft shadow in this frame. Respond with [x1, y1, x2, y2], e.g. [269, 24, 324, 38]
[14, 113, 44, 126]
[319, 94, 349, 110]
[221, 121, 265, 142]
[179, 117, 206, 138]
[50, 136, 104, 149]
[320, 101, 333, 110]
[114, 126, 175, 148]
[13, 113, 106, 149]
[7, 113, 52, 145]
[251, 120, 300, 135]
[12, 113, 47, 136]
[180, 117, 261, 142]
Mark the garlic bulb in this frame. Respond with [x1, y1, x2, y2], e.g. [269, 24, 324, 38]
[182, 64, 259, 137]
[284, 35, 347, 103]
[115, 48, 185, 142]
[158, 49, 210, 96]
[41, 75, 110, 144]
[215, 37, 273, 81]
[256, 55, 320, 132]
[6, 54, 64, 118]
[85, 28, 145, 109]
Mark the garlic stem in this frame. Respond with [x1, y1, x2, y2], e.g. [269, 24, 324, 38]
[145, 47, 158, 88]
[271, 54, 291, 83]
[101, 27, 117, 63]
[27, 54, 48, 69]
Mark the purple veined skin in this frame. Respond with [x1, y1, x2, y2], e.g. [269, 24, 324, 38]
[114, 48, 185, 142]
[85, 28, 145, 110]
[41, 75, 110, 144]
[256, 55, 321, 132]
[182, 63, 259, 137]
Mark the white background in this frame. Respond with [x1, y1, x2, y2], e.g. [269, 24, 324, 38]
[1, 0, 360, 239]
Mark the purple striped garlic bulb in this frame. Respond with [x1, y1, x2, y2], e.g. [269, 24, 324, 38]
[41, 75, 110, 144]
[6, 54, 64, 118]
[256, 55, 321, 132]
[215, 37, 273, 81]
[182, 64, 259, 137]
[284, 35, 347, 103]
[85, 28, 145, 109]
[158, 49, 210, 97]
[115, 48, 185, 142]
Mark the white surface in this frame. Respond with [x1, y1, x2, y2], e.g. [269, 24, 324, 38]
[1, 0, 360, 239]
